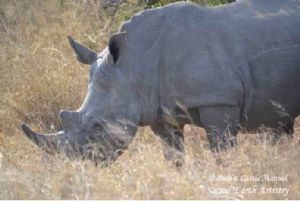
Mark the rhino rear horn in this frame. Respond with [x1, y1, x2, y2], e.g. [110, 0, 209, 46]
[21, 123, 62, 154]
[68, 36, 97, 65]
[60, 110, 80, 130]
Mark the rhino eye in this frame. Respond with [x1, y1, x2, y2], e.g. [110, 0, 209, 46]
[94, 123, 104, 131]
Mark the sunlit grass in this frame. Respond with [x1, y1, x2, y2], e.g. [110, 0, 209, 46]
[1, 127, 300, 199]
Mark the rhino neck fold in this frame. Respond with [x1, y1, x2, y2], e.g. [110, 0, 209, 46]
[132, 67, 162, 126]
[120, 20, 165, 125]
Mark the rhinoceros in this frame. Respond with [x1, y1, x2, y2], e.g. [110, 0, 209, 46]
[22, 0, 300, 166]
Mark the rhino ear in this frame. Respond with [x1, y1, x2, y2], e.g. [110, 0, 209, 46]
[68, 36, 97, 65]
[108, 32, 127, 64]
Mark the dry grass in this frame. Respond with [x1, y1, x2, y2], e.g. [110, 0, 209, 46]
[0, 0, 300, 200]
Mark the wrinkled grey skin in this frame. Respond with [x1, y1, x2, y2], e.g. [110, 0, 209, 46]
[22, 0, 300, 166]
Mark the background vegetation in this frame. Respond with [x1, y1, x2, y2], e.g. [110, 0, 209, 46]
[0, 0, 299, 199]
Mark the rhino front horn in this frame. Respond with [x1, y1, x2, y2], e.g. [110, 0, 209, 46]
[21, 123, 62, 154]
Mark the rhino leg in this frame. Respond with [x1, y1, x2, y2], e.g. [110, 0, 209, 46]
[151, 123, 185, 168]
[198, 106, 241, 153]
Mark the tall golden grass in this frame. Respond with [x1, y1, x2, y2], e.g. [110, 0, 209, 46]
[0, 0, 300, 199]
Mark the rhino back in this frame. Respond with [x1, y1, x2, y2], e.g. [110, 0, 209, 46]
[118, 0, 300, 125]
[160, 1, 300, 108]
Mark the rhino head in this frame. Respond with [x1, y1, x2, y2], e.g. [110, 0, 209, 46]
[22, 32, 141, 165]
